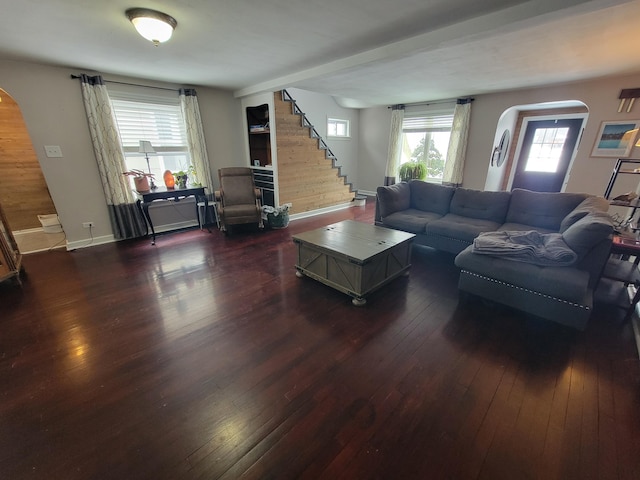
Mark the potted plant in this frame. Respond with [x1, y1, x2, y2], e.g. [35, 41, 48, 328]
[399, 162, 427, 182]
[174, 170, 188, 189]
[123, 170, 154, 193]
[187, 165, 201, 187]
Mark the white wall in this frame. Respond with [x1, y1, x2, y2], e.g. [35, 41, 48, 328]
[5, 56, 640, 248]
[484, 108, 518, 191]
[0, 58, 245, 247]
[358, 71, 640, 200]
[358, 106, 392, 194]
[465, 77, 632, 195]
[286, 88, 360, 188]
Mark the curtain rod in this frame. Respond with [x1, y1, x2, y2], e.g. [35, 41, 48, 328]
[388, 97, 474, 109]
[70, 74, 179, 92]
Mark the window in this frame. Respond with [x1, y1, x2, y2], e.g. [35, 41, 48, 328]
[327, 118, 350, 138]
[524, 127, 569, 173]
[109, 89, 191, 188]
[400, 106, 454, 182]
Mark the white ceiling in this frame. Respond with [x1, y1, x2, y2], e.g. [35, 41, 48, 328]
[1, 0, 639, 107]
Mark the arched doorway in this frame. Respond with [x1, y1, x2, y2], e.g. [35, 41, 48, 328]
[0, 88, 60, 251]
[485, 101, 588, 193]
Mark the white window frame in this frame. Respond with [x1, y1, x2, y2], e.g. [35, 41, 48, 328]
[108, 88, 192, 187]
[327, 117, 350, 138]
[401, 105, 455, 182]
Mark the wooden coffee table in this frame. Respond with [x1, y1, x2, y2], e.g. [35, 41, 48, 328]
[292, 220, 415, 305]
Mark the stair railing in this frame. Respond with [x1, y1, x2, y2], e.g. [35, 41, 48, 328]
[281, 89, 338, 164]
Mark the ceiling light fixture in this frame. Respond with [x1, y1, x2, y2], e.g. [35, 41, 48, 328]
[126, 8, 177, 46]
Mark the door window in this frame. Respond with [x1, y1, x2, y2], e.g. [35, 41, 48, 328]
[525, 127, 569, 173]
[512, 118, 583, 192]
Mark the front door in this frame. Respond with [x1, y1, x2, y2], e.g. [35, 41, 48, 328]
[511, 118, 583, 192]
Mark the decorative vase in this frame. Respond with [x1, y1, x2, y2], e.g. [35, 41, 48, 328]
[163, 170, 175, 189]
[133, 176, 150, 193]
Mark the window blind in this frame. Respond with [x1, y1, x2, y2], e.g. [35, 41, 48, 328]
[110, 98, 188, 154]
[402, 113, 454, 132]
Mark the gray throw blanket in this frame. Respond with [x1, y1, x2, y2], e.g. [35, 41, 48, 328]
[472, 231, 578, 266]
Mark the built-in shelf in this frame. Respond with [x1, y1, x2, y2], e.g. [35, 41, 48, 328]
[246, 105, 272, 168]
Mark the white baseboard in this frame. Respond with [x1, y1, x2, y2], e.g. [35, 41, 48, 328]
[289, 203, 352, 221]
[67, 234, 115, 251]
[65, 220, 200, 250]
[13, 227, 47, 236]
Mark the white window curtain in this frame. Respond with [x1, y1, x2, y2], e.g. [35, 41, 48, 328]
[384, 105, 405, 185]
[442, 99, 472, 187]
[179, 89, 213, 194]
[79, 75, 146, 240]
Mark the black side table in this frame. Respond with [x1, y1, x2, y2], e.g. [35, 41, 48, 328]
[136, 186, 208, 245]
[598, 234, 640, 322]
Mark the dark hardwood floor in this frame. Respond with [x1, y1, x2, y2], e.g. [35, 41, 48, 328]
[1, 199, 639, 479]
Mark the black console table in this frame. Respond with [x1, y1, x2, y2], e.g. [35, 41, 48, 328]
[136, 186, 208, 245]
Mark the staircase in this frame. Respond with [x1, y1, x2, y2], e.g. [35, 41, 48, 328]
[274, 90, 355, 214]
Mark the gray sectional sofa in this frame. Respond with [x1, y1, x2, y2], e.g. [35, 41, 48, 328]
[375, 180, 614, 330]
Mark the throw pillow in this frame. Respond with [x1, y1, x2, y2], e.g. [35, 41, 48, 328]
[559, 196, 610, 233]
[562, 212, 613, 259]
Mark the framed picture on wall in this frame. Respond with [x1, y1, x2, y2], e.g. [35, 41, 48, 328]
[591, 120, 640, 157]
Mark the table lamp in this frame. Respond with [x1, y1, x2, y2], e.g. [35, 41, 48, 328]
[138, 140, 157, 190]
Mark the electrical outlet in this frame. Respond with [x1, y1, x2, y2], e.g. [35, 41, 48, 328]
[44, 145, 63, 158]
[82, 222, 94, 229]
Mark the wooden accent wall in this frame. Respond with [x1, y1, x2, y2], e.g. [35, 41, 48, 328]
[274, 93, 354, 214]
[0, 90, 57, 231]
[501, 106, 588, 190]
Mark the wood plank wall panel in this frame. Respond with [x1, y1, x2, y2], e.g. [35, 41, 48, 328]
[501, 106, 588, 191]
[274, 92, 354, 214]
[0, 91, 57, 230]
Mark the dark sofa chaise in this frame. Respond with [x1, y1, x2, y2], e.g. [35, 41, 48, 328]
[375, 180, 614, 330]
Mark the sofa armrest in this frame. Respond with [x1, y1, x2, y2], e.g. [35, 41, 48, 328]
[375, 196, 384, 225]
[376, 182, 411, 219]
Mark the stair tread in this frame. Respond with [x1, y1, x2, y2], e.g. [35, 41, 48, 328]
[274, 90, 353, 215]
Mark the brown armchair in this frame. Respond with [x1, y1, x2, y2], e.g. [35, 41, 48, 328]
[215, 167, 264, 233]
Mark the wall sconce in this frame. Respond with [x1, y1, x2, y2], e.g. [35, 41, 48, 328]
[126, 8, 177, 46]
[618, 88, 640, 113]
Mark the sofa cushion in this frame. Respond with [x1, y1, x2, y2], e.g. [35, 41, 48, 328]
[455, 245, 590, 303]
[562, 212, 613, 259]
[409, 181, 455, 216]
[506, 189, 587, 231]
[449, 188, 511, 222]
[382, 209, 442, 233]
[426, 214, 502, 244]
[377, 182, 411, 218]
[559, 196, 610, 233]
